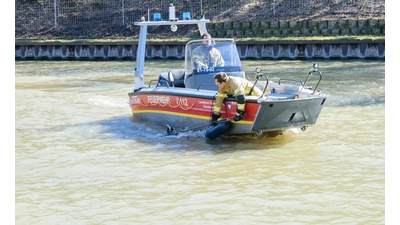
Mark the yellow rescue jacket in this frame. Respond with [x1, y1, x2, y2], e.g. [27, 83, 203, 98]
[192, 45, 224, 68]
[213, 76, 263, 115]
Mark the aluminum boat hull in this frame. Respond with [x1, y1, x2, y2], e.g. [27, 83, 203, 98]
[128, 87, 327, 135]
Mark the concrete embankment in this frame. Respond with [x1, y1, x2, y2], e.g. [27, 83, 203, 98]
[15, 40, 385, 60]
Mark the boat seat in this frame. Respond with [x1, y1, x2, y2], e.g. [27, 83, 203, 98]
[157, 69, 185, 87]
[168, 69, 185, 87]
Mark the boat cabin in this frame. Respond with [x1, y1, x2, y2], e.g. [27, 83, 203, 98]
[132, 11, 248, 92]
[157, 38, 246, 91]
[184, 38, 245, 90]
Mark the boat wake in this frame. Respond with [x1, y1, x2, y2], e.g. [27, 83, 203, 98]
[93, 116, 301, 142]
[54, 115, 301, 152]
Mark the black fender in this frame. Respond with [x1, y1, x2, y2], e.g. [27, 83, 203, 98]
[205, 119, 232, 139]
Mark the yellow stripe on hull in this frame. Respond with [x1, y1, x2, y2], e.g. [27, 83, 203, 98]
[132, 109, 209, 120]
[132, 109, 254, 125]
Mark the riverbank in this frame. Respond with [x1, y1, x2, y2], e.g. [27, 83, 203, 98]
[15, 38, 385, 60]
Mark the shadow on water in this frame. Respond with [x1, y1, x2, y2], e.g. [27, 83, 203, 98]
[55, 115, 300, 152]
[202, 130, 300, 153]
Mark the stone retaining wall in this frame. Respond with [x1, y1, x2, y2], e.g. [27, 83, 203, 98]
[15, 40, 385, 60]
[15, 18, 385, 60]
[207, 19, 385, 38]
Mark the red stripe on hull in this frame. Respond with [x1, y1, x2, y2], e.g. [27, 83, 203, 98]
[129, 94, 260, 122]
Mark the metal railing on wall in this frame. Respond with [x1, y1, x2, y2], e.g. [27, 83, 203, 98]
[15, 0, 385, 39]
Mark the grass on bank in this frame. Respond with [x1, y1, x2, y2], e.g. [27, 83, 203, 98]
[15, 35, 385, 44]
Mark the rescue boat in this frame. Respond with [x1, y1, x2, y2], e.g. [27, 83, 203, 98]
[127, 8, 328, 139]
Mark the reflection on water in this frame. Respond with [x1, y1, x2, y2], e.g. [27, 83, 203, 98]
[15, 60, 385, 224]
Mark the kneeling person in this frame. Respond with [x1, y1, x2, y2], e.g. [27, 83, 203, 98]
[211, 72, 263, 123]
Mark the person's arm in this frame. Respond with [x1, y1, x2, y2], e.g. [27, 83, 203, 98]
[192, 48, 207, 69]
[211, 48, 224, 67]
[194, 58, 207, 68]
[211, 90, 226, 124]
[213, 90, 226, 116]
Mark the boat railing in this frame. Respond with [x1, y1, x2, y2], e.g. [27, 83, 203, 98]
[252, 67, 270, 98]
[150, 79, 167, 87]
[273, 63, 322, 95]
[302, 64, 323, 95]
[278, 78, 304, 86]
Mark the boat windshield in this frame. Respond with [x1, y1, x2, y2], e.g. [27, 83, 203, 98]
[184, 38, 242, 76]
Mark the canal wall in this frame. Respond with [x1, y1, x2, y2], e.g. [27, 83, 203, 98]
[15, 40, 385, 60]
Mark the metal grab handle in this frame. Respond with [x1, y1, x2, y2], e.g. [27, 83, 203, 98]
[303, 69, 322, 94]
[252, 67, 269, 98]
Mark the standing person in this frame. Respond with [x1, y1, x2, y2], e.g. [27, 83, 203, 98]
[211, 72, 264, 123]
[192, 33, 225, 69]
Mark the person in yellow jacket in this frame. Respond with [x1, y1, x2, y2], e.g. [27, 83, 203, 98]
[192, 33, 225, 69]
[211, 72, 263, 123]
